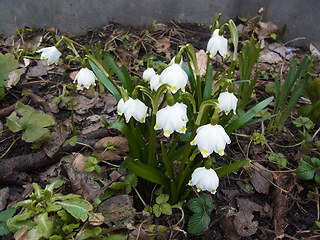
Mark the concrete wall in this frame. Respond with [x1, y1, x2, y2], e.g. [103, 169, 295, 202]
[0, 0, 319, 48]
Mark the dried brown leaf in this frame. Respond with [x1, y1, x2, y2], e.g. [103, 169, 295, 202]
[245, 162, 273, 194]
[257, 21, 279, 40]
[233, 211, 258, 237]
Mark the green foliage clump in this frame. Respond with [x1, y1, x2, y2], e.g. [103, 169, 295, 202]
[6, 180, 98, 239]
[187, 194, 214, 234]
[296, 156, 320, 185]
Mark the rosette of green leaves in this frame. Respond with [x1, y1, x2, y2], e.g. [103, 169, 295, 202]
[6, 179, 94, 239]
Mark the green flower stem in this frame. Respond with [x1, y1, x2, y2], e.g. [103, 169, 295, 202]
[185, 44, 202, 107]
[0, 135, 22, 159]
[195, 99, 218, 126]
[62, 36, 82, 63]
[178, 92, 197, 114]
[176, 147, 200, 198]
[147, 113, 157, 168]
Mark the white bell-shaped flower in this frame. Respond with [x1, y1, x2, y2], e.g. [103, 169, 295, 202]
[149, 74, 162, 91]
[74, 68, 97, 89]
[143, 67, 156, 82]
[191, 124, 230, 157]
[160, 63, 188, 94]
[154, 103, 188, 137]
[37, 46, 61, 65]
[217, 92, 238, 114]
[188, 167, 219, 194]
[117, 97, 148, 123]
[207, 29, 228, 58]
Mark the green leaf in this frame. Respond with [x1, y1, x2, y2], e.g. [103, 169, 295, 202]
[37, 212, 53, 238]
[187, 212, 210, 234]
[6, 112, 23, 132]
[160, 203, 172, 216]
[88, 58, 121, 101]
[156, 194, 169, 204]
[104, 53, 134, 93]
[77, 227, 102, 240]
[225, 97, 273, 134]
[203, 64, 214, 101]
[0, 223, 10, 236]
[296, 158, 316, 180]
[153, 204, 161, 217]
[215, 159, 250, 178]
[104, 234, 126, 240]
[0, 208, 16, 223]
[124, 173, 138, 194]
[124, 157, 170, 190]
[0, 52, 19, 92]
[63, 136, 78, 147]
[57, 199, 93, 222]
[45, 179, 66, 194]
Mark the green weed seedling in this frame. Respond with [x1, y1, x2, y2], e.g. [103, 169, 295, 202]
[187, 194, 214, 234]
[6, 179, 101, 240]
[268, 153, 288, 168]
[296, 156, 320, 185]
[152, 194, 173, 218]
[251, 130, 266, 145]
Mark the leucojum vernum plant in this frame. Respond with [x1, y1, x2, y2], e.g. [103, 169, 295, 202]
[3, 14, 277, 236]
[85, 14, 274, 233]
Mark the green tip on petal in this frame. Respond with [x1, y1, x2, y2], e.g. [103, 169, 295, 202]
[164, 130, 170, 136]
[203, 150, 208, 157]
[219, 149, 224, 155]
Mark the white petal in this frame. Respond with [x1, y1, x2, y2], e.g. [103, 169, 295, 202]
[143, 68, 156, 82]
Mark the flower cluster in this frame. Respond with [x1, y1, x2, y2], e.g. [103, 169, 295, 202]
[142, 60, 188, 94]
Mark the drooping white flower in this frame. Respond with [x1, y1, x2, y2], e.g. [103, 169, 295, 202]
[117, 97, 148, 123]
[143, 67, 156, 82]
[160, 63, 188, 94]
[191, 124, 230, 157]
[217, 92, 238, 114]
[206, 29, 228, 58]
[74, 68, 97, 89]
[37, 46, 61, 65]
[188, 167, 219, 194]
[154, 103, 188, 137]
[149, 74, 162, 91]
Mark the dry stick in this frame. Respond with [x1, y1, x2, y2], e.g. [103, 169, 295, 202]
[0, 92, 55, 121]
[0, 128, 109, 184]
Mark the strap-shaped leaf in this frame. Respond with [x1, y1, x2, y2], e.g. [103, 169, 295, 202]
[37, 212, 53, 238]
[125, 157, 170, 190]
[88, 59, 121, 101]
[225, 96, 273, 134]
[215, 159, 250, 177]
[45, 179, 66, 194]
[57, 199, 93, 222]
[104, 53, 134, 93]
[203, 64, 213, 101]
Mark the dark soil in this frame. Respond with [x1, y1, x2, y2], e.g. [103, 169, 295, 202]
[1, 20, 320, 240]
